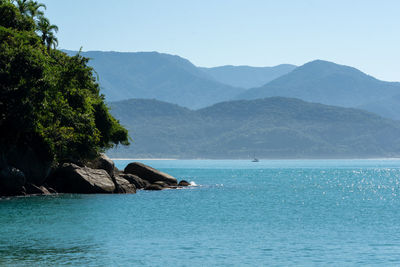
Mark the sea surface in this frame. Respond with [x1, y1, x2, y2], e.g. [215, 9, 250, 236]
[2, 159, 400, 266]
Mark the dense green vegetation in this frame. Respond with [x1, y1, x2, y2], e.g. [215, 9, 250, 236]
[0, 0, 129, 165]
[107, 98, 400, 159]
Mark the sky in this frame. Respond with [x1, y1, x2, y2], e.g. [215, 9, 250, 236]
[40, 0, 400, 81]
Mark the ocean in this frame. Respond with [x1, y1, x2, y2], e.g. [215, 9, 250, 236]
[1, 159, 400, 266]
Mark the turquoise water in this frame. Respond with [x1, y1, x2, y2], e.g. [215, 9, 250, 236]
[2, 159, 400, 266]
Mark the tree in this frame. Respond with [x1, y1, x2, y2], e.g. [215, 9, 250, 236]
[12, 0, 45, 18]
[13, 0, 30, 16]
[0, 0, 130, 168]
[36, 15, 58, 51]
[27, 0, 45, 18]
[0, 0, 35, 30]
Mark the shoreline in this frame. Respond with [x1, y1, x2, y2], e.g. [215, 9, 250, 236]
[111, 158, 400, 161]
[111, 158, 177, 161]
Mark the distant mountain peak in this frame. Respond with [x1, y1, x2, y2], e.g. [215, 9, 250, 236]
[292, 60, 377, 81]
[236, 59, 400, 109]
[62, 50, 244, 109]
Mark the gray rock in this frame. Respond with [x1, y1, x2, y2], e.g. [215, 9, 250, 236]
[2, 146, 52, 186]
[86, 153, 115, 177]
[153, 181, 168, 188]
[47, 163, 115, 194]
[26, 183, 51, 195]
[0, 166, 26, 196]
[144, 184, 163, 191]
[114, 176, 136, 194]
[47, 187, 57, 194]
[119, 173, 149, 189]
[124, 162, 178, 185]
[178, 180, 190, 186]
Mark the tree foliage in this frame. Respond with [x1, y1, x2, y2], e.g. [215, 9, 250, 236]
[0, 0, 129, 165]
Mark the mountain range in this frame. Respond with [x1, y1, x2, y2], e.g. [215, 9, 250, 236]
[107, 98, 400, 159]
[236, 60, 400, 114]
[199, 64, 296, 88]
[64, 50, 400, 120]
[63, 50, 244, 109]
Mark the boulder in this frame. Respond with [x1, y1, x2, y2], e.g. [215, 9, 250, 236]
[178, 180, 190, 186]
[144, 184, 163, 191]
[119, 173, 149, 189]
[47, 187, 58, 194]
[25, 183, 51, 195]
[153, 181, 168, 188]
[114, 176, 136, 194]
[124, 162, 178, 185]
[86, 153, 115, 177]
[0, 166, 26, 196]
[2, 146, 52, 186]
[46, 163, 115, 194]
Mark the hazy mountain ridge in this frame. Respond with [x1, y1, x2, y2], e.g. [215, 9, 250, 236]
[107, 98, 400, 159]
[63, 50, 244, 109]
[63, 50, 400, 120]
[199, 64, 296, 88]
[358, 94, 400, 121]
[236, 60, 400, 115]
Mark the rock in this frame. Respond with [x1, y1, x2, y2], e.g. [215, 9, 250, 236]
[144, 184, 163, 191]
[114, 176, 136, 194]
[124, 162, 178, 185]
[153, 181, 168, 188]
[2, 146, 52, 186]
[178, 180, 190, 186]
[46, 163, 115, 194]
[113, 168, 123, 178]
[86, 153, 115, 177]
[0, 166, 26, 196]
[47, 187, 57, 194]
[119, 173, 149, 189]
[25, 183, 51, 195]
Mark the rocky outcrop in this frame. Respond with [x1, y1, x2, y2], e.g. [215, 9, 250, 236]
[124, 162, 178, 185]
[144, 184, 163, 191]
[2, 146, 52, 186]
[46, 163, 116, 194]
[0, 166, 26, 196]
[86, 153, 115, 178]
[0, 154, 192, 196]
[153, 181, 169, 188]
[118, 173, 149, 189]
[114, 176, 136, 194]
[25, 183, 51, 195]
[178, 180, 190, 186]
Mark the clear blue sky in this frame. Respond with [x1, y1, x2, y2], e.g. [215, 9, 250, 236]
[41, 0, 400, 81]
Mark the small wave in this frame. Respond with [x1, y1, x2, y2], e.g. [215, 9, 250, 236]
[190, 181, 198, 186]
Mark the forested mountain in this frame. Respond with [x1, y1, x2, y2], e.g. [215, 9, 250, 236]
[63, 51, 400, 120]
[236, 60, 400, 111]
[107, 98, 400, 159]
[358, 94, 400, 121]
[63, 50, 244, 109]
[200, 64, 296, 88]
